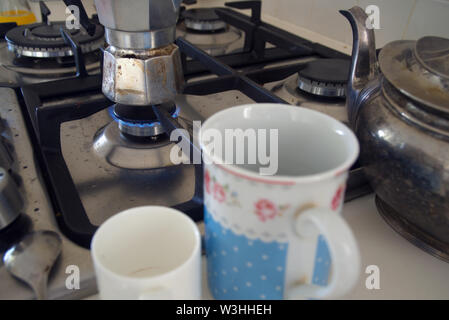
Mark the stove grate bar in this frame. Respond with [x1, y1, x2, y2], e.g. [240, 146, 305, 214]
[178, 37, 285, 104]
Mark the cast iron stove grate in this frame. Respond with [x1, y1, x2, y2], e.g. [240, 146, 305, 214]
[5, 1, 104, 59]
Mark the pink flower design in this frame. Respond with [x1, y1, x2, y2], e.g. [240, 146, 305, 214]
[255, 199, 278, 222]
[205, 170, 211, 194]
[331, 185, 346, 211]
[213, 183, 226, 203]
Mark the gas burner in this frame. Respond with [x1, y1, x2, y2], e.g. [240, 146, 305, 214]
[5, 21, 104, 58]
[268, 58, 349, 124]
[176, 10, 242, 56]
[297, 59, 350, 98]
[4, 51, 101, 77]
[182, 8, 227, 32]
[111, 103, 179, 138]
[92, 104, 188, 170]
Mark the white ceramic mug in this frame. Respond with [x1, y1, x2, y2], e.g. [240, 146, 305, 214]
[199, 104, 360, 300]
[91, 206, 201, 300]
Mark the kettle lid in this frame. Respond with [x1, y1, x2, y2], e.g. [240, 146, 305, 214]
[379, 37, 449, 113]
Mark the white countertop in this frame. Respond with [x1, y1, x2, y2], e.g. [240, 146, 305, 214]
[336, 195, 449, 299]
[87, 194, 449, 300]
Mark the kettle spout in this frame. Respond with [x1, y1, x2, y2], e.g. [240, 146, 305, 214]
[340, 6, 379, 126]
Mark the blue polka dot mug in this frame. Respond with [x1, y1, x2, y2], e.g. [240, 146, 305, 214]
[199, 104, 361, 300]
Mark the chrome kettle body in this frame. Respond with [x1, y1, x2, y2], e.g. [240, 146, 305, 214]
[341, 6, 449, 257]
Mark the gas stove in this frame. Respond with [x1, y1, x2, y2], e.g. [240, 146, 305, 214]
[267, 58, 351, 124]
[0, 1, 372, 299]
[177, 7, 243, 56]
[0, 2, 103, 86]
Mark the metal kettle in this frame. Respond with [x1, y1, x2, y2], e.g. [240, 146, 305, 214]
[341, 6, 449, 261]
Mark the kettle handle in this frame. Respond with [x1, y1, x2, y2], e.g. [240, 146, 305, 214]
[340, 6, 379, 127]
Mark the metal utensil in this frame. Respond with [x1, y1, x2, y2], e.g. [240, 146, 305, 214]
[3, 231, 62, 300]
[341, 6, 449, 261]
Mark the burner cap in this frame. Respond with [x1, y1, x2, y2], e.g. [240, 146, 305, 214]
[297, 59, 350, 98]
[182, 8, 227, 32]
[5, 21, 104, 58]
[112, 103, 178, 138]
[31, 25, 79, 38]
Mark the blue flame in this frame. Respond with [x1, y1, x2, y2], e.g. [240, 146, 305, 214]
[108, 106, 180, 128]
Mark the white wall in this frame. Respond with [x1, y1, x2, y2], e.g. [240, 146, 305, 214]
[261, 0, 449, 53]
[28, 0, 449, 54]
[28, 0, 97, 22]
[191, 0, 449, 54]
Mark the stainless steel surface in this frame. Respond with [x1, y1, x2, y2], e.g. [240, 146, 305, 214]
[376, 196, 449, 263]
[3, 231, 62, 300]
[355, 79, 449, 245]
[60, 91, 253, 227]
[93, 118, 189, 169]
[94, 0, 181, 46]
[415, 36, 449, 79]
[104, 27, 176, 50]
[379, 39, 449, 114]
[184, 19, 227, 32]
[0, 88, 96, 300]
[102, 44, 184, 106]
[63, 72, 366, 229]
[177, 23, 242, 56]
[0, 42, 101, 86]
[266, 68, 348, 124]
[0, 167, 23, 230]
[0, 137, 13, 171]
[342, 6, 449, 253]
[95, 0, 184, 107]
[340, 7, 379, 128]
[297, 75, 346, 98]
[6, 36, 104, 59]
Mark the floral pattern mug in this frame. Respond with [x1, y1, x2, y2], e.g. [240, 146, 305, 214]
[200, 104, 361, 300]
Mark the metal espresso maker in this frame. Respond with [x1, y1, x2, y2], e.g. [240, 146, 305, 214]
[64, 0, 185, 137]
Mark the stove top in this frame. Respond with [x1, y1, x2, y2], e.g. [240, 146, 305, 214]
[18, 8, 365, 247]
[5, 21, 104, 58]
[0, 41, 102, 85]
[0, 0, 372, 299]
[183, 8, 228, 32]
[266, 59, 350, 124]
[0, 3, 103, 86]
[177, 8, 243, 56]
[297, 58, 350, 98]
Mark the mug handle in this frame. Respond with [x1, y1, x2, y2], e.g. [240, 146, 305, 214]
[287, 208, 361, 300]
[139, 287, 173, 300]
